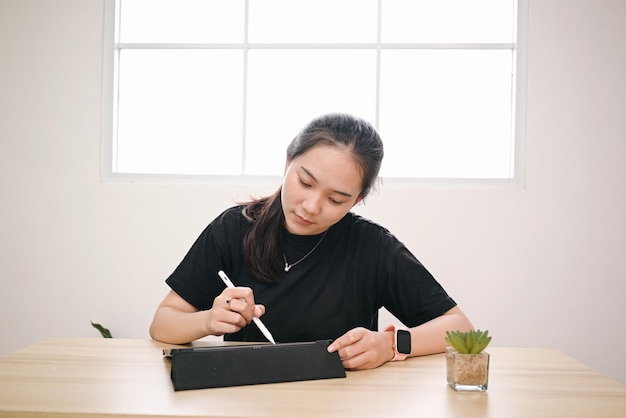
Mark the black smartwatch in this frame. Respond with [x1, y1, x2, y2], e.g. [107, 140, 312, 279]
[384, 325, 411, 361]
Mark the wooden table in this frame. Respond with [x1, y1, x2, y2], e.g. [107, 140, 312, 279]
[0, 338, 625, 417]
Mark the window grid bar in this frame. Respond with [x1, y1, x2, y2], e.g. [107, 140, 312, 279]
[375, 0, 382, 129]
[241, 0, 250, 175]
[111, 0, 122, 173]
[116, 43, 515, 51]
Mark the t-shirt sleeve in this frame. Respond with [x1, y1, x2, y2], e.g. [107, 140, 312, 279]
[375, 228, 457, 327]
[165, 208, 243, 311]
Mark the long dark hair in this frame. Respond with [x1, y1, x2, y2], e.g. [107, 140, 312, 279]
[243, 113, 384, 283]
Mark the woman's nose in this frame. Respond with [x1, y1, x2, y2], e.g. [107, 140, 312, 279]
[301, 193, 322, 215]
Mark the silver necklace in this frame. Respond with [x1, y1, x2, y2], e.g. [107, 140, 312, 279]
[283, 231, 328, 272]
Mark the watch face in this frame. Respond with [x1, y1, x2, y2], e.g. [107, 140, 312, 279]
[397, 329, 411, 354]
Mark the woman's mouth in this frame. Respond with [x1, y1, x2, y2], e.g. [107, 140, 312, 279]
[294, 213, 313, 226]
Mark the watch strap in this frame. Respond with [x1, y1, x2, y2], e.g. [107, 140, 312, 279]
[384, 324, 409, 361]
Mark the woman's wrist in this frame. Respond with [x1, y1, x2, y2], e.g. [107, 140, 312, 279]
[382, 329, 395, 362]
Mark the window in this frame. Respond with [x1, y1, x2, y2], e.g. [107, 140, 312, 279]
[102, 0, 527, 181]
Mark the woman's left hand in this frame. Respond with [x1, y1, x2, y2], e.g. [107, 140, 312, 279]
[327, 327, 394, 370]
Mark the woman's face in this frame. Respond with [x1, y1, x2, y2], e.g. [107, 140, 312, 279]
[281, 144, 363, 235]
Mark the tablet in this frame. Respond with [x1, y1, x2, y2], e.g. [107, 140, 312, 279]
[165, 340, 346, 390]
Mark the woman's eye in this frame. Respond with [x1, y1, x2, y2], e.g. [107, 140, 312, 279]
[299, 178, 311, 188]
[329, 198, 342, 205]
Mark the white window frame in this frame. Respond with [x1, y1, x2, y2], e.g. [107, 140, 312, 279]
[100, 0, 528, 187]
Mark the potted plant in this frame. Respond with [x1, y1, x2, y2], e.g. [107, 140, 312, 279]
[445, 330, 491, 392]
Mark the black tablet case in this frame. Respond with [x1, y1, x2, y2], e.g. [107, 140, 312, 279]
[166, 340, 346, 390]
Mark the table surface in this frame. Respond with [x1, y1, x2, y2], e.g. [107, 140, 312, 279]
[0, 338, 625, 418]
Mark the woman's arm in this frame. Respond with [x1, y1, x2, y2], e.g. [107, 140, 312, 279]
[327, 306, 473, 370]
[149, 289, 266, 345]
[406, 306, 474, 356]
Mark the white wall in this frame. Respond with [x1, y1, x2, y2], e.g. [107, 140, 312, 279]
[1, 0, 625, 384]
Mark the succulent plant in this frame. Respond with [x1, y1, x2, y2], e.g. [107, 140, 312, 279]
[90, 321, 113, 338]
[446, 330, 491, 354]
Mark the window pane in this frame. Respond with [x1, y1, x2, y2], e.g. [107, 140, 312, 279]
[245, 50, 377, 175]
[382, 0, 516, 43]
[116, 50, 243, 175]
[120, 0, 244, 43]
[379, 50, 514, 178]
[248, 0, 377, 43]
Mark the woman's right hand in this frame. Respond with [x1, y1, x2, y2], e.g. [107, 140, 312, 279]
[207, 287, 266, 336]
[149, 289, 265, 344]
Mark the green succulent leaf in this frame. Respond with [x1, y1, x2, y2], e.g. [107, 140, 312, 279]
[446, 329, 491, 354]
[90, 321, 113, 338]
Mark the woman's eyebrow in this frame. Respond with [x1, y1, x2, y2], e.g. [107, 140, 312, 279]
[300, 166, 354, 198]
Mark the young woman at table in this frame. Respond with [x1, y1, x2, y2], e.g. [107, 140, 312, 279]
[149, 113, 473, 370]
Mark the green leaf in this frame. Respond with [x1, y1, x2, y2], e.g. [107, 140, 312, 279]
[446, 330, 469, 353]
[446, 329, 491, 354]
[90, 321, 113, 338]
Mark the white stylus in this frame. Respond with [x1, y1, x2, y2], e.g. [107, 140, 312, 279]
[217, 270, 276, 344]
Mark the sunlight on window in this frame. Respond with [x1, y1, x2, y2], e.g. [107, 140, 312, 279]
[382, 0, 515, 43]
[119, 0, 244, 43]
[246, 50, 377, 175]
[379, 50, 514, 178]
[248, 0, 377, 43]
[116, 50, 243, 175]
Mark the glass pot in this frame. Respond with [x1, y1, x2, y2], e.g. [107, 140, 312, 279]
[446, 347, 490, 392]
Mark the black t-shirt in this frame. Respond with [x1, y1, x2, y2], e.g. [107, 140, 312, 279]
[166, 206, 456, 343]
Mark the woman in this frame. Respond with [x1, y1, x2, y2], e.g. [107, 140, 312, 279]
[149, 113, 473, 370]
